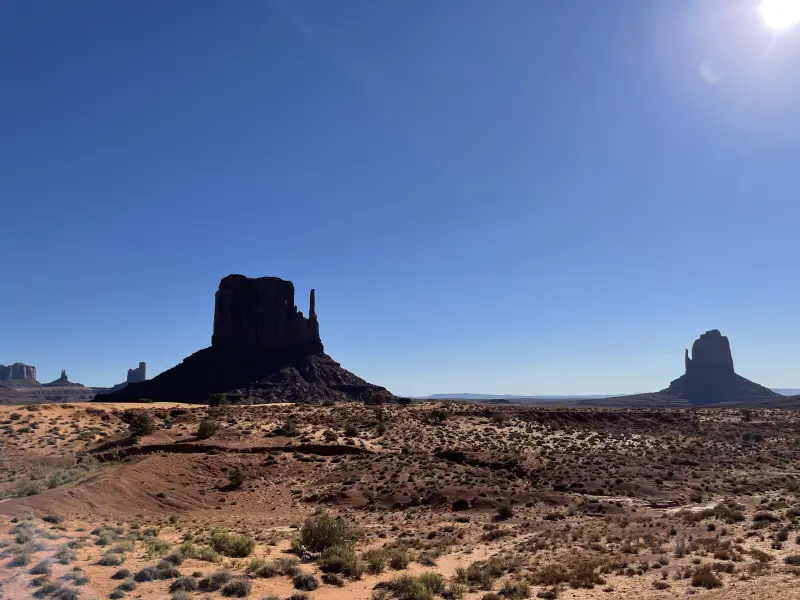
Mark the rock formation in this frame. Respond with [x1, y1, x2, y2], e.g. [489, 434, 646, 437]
[662, 329, 778, 405]
[95, 275, 390, 404]
[212, 275, 323, 356]
[0, 363, 37, 383]
[127, 362, 147, 384]
[43, 369, 84, 388]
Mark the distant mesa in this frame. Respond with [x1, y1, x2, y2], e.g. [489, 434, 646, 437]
[0, 363, 37, 384]
[43, 369, 85, 388]
[95, 274, 390, 404]
[660, 329, 778, 405]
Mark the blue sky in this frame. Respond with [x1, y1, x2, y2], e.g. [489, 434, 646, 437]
[2, 1, 799, 396]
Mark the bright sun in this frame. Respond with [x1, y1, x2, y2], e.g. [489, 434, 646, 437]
[758, 0, 800, 31]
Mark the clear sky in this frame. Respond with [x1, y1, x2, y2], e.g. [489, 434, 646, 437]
[2, 1, 799, 396]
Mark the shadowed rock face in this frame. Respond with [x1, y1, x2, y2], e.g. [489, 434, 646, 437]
[0, 363, 37, 383]
[664, 329, 777, 405]
[212, 275, 322, 356]
[95, 275, 388, 404]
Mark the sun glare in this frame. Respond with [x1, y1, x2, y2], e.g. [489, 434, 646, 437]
[758, 0, 800, 31]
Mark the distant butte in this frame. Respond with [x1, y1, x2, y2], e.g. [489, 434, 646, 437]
[660, 329, 778, 405]
[95, 274, 390, 404]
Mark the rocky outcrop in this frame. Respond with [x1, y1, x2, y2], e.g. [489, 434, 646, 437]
[662, 329, 777, 405]
[95, 275, 390, 404]
[127, 362, 146, 384]
[0, 363, 37, 383]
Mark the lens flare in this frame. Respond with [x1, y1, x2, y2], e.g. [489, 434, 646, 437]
[758, 0, 800, 31]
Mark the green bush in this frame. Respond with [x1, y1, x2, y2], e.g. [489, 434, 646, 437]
[362, 548, 388, 574]
[299, 513, 354, 553]
[209, 529, 254, 558]
[196, 419, 219, 440]
[228, 468, 244, 490]
[127, 412, 156, 436]
[319, 545, 362, 577]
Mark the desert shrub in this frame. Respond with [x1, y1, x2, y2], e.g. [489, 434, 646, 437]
[320, 544, 362, 577]
[363, 549, 388, 574]
[171, 591, 190, 600]
[227, 468, 244, 490]
[384, 574, 440, 600]
[62, 570, 90, 586]
[299, 513, 354, 553]
[785, 555, 800, 565]
[98, 552, 124, 566]
[209, 529, 254, 557]
[448, 581, 468, 599]
[273, 557, 300, 576]
[221, 577, 251, 597]
[195, 545, 221, 562]
[253, 563, 278, 578]
[500, 579, 530, 599]
[569, 561, 605, 589]
[199, 570, 233, 592]
[55, 546, 75, 565]
[453, 498, 471, 511]
[389, 548, 411, 570]
[653, 580, 670, 590]
[134, 566, 159, 582]
[343, 423, 359, 437]
[196, 419, 219, 440]
[496, 500, 514, 521]
[146, 538, 171, 557]
[750, 549, 773, 563]
[208, 393, 228, 407]
[417, 572, 445, 594]
[36, 582, 64, 597]
[691, 564, 722, 589]
[429, 409, 447, 424]
[293, 571, 319, 591]
[43, 513, 64, 524]
[127, 412, 156, 436]
[530, 564, 569, 586]
[111, 569, 131, 580]
[155, 560, 181, 579]
[112, 541, 135, 553]
[365, 392, 388, 405]
[322, 572, 345, 586]
[53, 587, 80, 600]
[27, 559, 52, 576]
[170, 576, 200, 592]
[109, 591, 125, 600]
[165, 551, 184, 565]
[277, 417, 299, 436]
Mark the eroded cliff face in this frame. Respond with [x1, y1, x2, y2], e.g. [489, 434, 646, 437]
[665, 329, 777, 405]
[0, 363, 37, 383]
